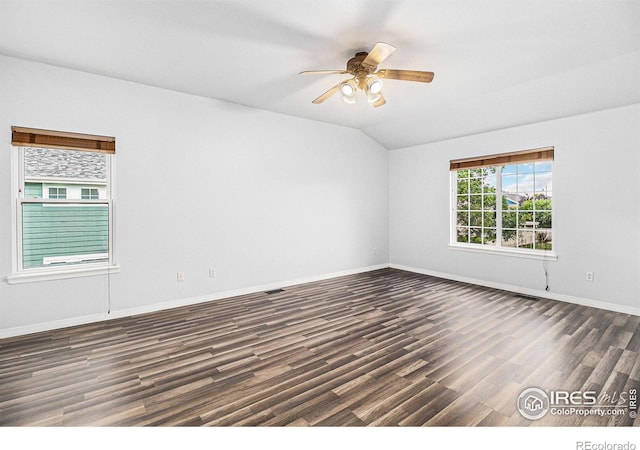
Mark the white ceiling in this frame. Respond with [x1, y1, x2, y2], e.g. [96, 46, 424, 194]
[1, 0, 639, 149]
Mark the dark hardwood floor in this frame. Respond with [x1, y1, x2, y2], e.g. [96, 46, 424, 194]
[1, 268, 638, 426]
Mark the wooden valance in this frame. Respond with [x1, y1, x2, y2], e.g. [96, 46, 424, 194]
[450, 146, 553, 171]
[11, 126, 115, 154]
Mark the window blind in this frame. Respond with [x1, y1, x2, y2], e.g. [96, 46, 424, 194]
[449, 146, 553, 171]
[11, 126, 115, 154]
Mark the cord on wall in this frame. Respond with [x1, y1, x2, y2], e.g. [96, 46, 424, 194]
[543, 258, 550, 291]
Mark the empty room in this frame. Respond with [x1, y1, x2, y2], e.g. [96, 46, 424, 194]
[0, 0, 638, 446]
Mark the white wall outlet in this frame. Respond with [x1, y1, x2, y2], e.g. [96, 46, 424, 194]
[209, 268, 216, 278]
[177, 272, 185, 282]
[585, 271, 594, 282]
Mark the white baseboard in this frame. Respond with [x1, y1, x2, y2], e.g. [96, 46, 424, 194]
[3, 261, 637, 340]
[390, 263, 640, 317]
[0, 312, 110, 341]
[0, 264, 389, 340]
[108, 263, 389, 321]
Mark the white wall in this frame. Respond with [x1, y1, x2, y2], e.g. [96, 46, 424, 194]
[389, 103, 640, 312]
[2, 55, 638, 338]
[0, 56, 389, 336]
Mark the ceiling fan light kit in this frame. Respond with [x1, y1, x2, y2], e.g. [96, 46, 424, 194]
[340, 79, 357, 103]
[300, 42, 434, 108]
[368, 77, 383, 95]
[366, 77, 383, 103]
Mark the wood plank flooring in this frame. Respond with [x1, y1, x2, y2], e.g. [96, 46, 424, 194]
[1, 268, 638, 426]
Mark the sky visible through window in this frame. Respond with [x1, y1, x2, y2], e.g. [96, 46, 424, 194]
[501, 162, 553, 196]
[454, 161, 553, 251]
[477, 162, 553, 195]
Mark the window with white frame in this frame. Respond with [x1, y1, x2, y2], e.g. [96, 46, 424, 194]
[9, 127, 118, 283]
[48, 187, 67, 199]
[450, 147, 555, 258]
[81, 187, 100, 200]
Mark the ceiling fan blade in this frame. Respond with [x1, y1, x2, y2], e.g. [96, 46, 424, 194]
[312, 82, 343, 104]
[376, 69, 434, 83]
[362, 42, 396, 67]
[299, 70, 350, 75]
[372, 94, 386, 108]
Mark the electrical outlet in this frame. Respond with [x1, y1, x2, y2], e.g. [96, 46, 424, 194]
[209, 268, 216, 278]
[177, 272, 185, 282]
[585, 271, 594, 282]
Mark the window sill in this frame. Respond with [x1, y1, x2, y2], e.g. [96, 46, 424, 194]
[448, 244, 558, 261]
[6, 264, 120, 284]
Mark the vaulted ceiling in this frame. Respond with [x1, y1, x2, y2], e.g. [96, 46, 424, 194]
[1, 0, 639, 149]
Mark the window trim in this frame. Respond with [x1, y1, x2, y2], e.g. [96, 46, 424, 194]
[7, 145, 119, 284]
[449, 151, 557, 260]
[448, 242, 558, 261]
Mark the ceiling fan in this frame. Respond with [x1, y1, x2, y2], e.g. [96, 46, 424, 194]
[300, 42, 434, 108]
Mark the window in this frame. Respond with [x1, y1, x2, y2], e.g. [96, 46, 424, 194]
[9, 127, 119, 283]
[81, 188, 99, 200]
[48, 187, 67, 199]
[450, 147, 555, 259]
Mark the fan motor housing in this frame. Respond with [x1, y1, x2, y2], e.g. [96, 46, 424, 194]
[347, 52, 374, 88]
[346, 52, 372, 73]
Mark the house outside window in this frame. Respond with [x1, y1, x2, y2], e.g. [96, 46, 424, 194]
[81, 188, 100, 200]
[48, 187, 67, 199]
[450, 147, 556, 260]
[9, 127, 119, 283]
